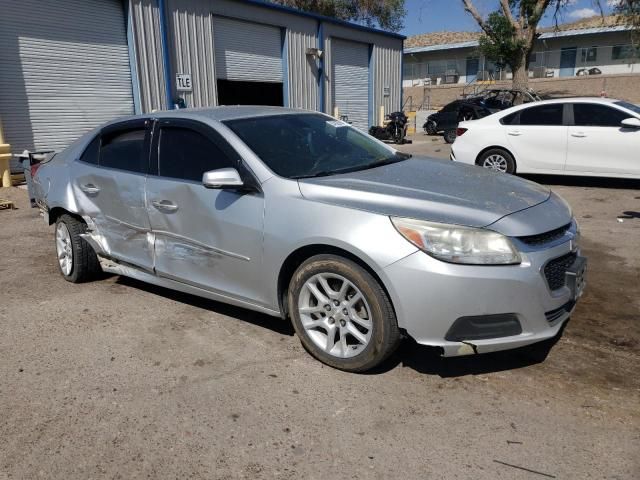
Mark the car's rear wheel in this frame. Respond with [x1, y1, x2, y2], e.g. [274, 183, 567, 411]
[477, 148, 516, 174]
[288, 254, 401, 372]
[443, 129, 457, 144]
[55, 214, 101, 283]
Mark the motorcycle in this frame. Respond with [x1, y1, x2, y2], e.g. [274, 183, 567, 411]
[369, 111, 409, 144]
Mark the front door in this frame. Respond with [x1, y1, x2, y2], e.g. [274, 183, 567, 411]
[145, 118, 266, 305]
[566, 103, 640, 176]
[560, 47, 577, 77]
[504, 103, 568, 172]
[74, 119, 154, 271]
[466, 57, 479, 83]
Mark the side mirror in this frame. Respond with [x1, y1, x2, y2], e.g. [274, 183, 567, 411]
[202, 168, 244, 189]
[621, 117, 640, 129]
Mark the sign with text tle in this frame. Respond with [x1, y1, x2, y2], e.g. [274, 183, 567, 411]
[176, 73, 192, 92]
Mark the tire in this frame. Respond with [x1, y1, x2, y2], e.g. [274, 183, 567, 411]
[476, 148, 516, 174]
[55, 214, 101, 283]
[443, 129, 457, 144]
[424, 120, 437, 135]
[288, 254, 401, 372]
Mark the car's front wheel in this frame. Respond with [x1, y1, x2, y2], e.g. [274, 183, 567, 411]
[477, 148, 516, 174]
[55, 214, 101, 283]
[288, 254, 401, 372]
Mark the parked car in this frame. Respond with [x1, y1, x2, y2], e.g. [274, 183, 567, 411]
[451, 97, 640, 178]
[34, 107, 585, 372]
[423, 100, 493, 143]
[425, 88, 541, 143]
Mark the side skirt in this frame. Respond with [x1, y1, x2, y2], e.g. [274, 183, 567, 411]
[98, 256, 282, 318]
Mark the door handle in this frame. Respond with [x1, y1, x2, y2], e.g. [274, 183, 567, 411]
[152, 200, 178, 212]
[507, 130, 522, 136]
[571, 132, 586, 138]
[80, 183, 100, 195]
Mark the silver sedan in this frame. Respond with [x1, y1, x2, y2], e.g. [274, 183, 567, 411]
[33, 107, 586, 372]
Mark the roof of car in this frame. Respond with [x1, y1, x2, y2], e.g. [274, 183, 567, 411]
[152, 105, 316, 122]
[531, 97, 621, 105]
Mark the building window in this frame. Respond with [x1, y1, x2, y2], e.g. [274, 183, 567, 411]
[612, 45, 639, 60]
[529, 52, 537, 63]
[581, 47, 597, 62]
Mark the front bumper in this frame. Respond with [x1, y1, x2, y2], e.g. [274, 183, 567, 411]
[383, 240, 584, 356]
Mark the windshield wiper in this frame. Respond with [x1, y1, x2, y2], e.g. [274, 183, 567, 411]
[292, 153, 412, 179]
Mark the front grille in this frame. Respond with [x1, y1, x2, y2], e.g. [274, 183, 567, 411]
[544, 252, 577, 291]
[518, 223, 571, 247]
[545, 300, 576, 323]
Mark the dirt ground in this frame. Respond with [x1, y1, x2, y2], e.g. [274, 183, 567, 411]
[1, 149, 639, 479]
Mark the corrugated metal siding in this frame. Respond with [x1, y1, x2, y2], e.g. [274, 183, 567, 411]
[130, 0, 167, 112]
[373, 43, 402, 125]
[331, 39, 369, 130]
[213, 17, 283, 83]
[322, 23, 403, 125]
[0, 0, 134, 168]
[167, 1, 217, 108]
[286, 29, 319, 110]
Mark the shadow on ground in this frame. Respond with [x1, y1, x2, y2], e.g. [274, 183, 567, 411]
[116, 275, 564, 378]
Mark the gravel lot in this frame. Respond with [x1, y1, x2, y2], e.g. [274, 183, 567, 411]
[1, 143, 639, 479]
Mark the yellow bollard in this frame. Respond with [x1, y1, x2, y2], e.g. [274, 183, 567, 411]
[0, 119, 12, 188]
[379, 106, 385, 127]
[333, 106, 339, 119]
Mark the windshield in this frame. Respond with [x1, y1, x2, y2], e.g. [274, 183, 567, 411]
[224, 113, 408, 179]
[615, 101, 640, 116]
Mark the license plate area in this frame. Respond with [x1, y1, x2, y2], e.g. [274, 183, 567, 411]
[565, 256, 587, 300]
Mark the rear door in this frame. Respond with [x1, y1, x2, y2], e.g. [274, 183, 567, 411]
[566, 103, 640, 176]
[503, 103, 568, 173]
[73, 119, 154, 270]
[145, 118, 266, 304]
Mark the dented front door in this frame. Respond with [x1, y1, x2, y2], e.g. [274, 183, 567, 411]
[145, 118, 266, 305]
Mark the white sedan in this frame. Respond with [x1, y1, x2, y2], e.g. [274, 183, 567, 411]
[451, 97, 640, 179]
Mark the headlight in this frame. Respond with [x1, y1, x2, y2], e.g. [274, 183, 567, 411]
[391, 217, 521, 265]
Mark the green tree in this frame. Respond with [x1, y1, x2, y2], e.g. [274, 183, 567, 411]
[270, 0, 406, 32]
[462, 0, 572, 90]
[613, 0, 640, 43]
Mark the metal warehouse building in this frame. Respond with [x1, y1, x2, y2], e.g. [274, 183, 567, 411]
[0, 0, 403, 170]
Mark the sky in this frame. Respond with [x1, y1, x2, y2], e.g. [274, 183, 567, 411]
[400, 0, 618, 37]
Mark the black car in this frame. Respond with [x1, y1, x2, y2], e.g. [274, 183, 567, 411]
[424, 88, 541, 143]
[424, 101, 492, 143]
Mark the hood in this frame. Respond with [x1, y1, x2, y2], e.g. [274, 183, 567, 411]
[298, 157, 554, 230]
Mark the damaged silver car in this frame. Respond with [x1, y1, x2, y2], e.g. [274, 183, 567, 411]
[34, 107, 586, 372]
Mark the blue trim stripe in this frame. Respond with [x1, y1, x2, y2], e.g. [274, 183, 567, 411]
[317, 22, 324, 112]
[158, 0, 174, 109]
[281, 28, 289, 107]
[240, 0, 405, 40]
[125, 0, 142, 114]
[368, 44, 374, 127]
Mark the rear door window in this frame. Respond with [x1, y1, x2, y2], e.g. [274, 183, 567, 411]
[573, 103, 628, 127]
[157, 126, 235, 182]
[519, 104, 564, 126]
[100, 128, 147, 173]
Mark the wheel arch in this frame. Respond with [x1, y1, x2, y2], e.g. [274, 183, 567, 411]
[48, 206, 85, 226]
[474, 145, 517, 170]
[277, 244, 398, 323]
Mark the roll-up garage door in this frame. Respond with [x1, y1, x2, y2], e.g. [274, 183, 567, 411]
[213, 17, 283, 83]
[332, 39, 370, 131]
[0, 0, 135, 170]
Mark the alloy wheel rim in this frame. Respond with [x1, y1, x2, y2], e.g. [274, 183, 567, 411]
[483, 154, 508, 172]
[298, 273, 373, 359]
[56, 223, 73, 276]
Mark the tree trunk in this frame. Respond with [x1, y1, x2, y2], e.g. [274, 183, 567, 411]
[511, 63, 529, 92]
